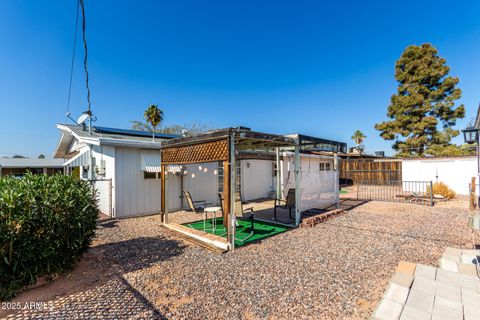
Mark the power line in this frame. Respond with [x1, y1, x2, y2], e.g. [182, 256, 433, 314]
[65, 0, 80, 122]
[79, 0, 92, 115]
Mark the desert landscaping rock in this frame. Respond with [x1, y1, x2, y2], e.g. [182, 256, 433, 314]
[3, 201, 474, 319]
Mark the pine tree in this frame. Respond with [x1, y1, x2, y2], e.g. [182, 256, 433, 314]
[375, 43, 464, 157]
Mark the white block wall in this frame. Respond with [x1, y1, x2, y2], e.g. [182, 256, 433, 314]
[402, 157, 477, 195]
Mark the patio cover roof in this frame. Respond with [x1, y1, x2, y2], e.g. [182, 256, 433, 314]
[285, 134, 347, 153]
[160, 126, 343, 251]
[161, 127, 297, 164]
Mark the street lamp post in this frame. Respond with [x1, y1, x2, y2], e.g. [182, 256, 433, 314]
[462, 127, 480, 208]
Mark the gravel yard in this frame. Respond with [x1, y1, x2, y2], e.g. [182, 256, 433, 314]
[3, 200, 474, 320]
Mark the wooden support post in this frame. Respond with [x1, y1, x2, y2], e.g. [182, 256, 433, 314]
[470, 176, 476, 211]
[161, 164, 166, 223]
[165, 167, 169, 223]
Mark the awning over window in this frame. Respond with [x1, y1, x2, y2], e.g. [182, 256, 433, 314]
[141, 150, 161, 172]
[64, 149, 90, 167]
[141, 150, 183, 173]
[168, 165, 183, 173]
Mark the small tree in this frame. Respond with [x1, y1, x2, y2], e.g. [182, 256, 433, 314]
[143, 105, 164, 141]
[129, 121, 211, 136]
[375, 43, 465, 157]
[351, 130, 366, 146]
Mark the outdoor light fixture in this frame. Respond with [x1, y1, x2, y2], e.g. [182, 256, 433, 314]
[183, 170, 188, 175]
[198, 165, 203, 171]
[191, 173, 195, 178]
[462, 127, 479, 144]
[213, 169, 218, 175]
[203, 167, 208, 173]
[463, 125, 480, 210]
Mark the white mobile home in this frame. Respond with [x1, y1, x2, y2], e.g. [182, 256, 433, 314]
[54, 124, 181, 218]
[54, 124, 345, 220]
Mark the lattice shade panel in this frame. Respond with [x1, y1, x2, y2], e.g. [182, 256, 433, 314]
[161, 139, 229, 164]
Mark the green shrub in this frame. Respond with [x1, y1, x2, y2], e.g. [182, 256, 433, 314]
[0, 173, 98, 300]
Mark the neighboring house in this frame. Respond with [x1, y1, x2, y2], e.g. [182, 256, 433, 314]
[0, 158, 64, 177]
[402, 156, 477, 195]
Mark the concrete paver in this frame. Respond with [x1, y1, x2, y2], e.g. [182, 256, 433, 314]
[431, 301, 463, 320]
[398, 305, 431, 320]
[414, 264, 436, 280]
[411, 277, 436, 295]
[396, 261, 416, 276]
[405, 289, 434, 314]
[372, 298, 403, 320]
[384, 283, 410, 304]
[390, 272, 414, 288]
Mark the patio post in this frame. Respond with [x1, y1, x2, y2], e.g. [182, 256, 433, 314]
[275, 147, 281, 200]
[164, 166, 169, 224]
[229, 135, 236, 251]
[294, 144, 301, 226]
[223, 159, 231, 236]
[88, 144, 94, 180]
[334, 152, 340, 209]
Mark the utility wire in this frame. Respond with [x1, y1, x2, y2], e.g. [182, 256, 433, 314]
[79, 0, 92, 115]
[65, 0, 80, 123]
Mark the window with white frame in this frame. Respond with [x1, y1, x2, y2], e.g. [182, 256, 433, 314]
[319, 162, 325, 171]
[325, 162, 331, 171]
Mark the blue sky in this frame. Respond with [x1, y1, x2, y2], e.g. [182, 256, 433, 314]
[1, 1, 479, 157]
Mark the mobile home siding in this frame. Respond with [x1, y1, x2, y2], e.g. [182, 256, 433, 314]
[182, 162, 219, 206]
[240, 160, 274, 201]
[115, 147, 162, 217]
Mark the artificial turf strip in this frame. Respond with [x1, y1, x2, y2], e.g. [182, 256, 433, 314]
[182, 217, 290, 247]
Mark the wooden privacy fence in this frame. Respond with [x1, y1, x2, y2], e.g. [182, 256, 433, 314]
[340, 159, 402, 184]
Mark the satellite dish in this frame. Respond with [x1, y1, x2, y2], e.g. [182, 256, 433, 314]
[77, 113, 89, 125]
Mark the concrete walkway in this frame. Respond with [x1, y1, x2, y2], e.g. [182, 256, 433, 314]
[372, 248, 480, 320]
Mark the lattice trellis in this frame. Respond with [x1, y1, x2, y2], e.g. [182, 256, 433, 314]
[161, 138, 229, 164]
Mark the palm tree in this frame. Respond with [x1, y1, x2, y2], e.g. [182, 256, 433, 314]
[351, 130, 366, 146]
[144, 105, 164, 141]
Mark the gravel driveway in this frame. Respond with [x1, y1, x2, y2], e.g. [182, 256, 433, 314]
[3, 201, 473, 319]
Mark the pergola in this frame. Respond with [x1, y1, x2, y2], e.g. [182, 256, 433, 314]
[160, 127, 299, 251]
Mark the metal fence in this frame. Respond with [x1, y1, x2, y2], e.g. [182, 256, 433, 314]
[356, 180, 434, 206]
[89, 178, 113, 217]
